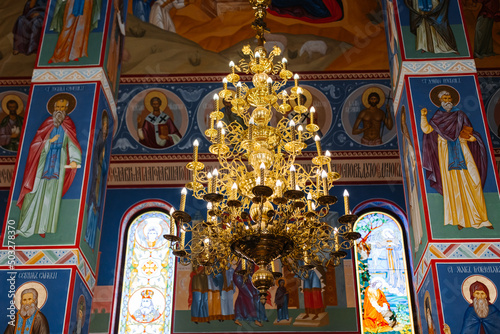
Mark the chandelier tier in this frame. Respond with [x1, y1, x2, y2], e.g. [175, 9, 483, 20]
[166, 0, 361, 302]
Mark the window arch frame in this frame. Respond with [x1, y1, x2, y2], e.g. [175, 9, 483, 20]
[110, 199, 177, 333]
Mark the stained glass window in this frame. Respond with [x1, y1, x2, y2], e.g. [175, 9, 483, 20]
[118, 210, 175, 333]
[354, 211, 414, 333]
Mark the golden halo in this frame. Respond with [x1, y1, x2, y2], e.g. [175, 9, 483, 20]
[430, 85, 460, 107]
[424, 291, 431, 309]
[362, 87, 386, 108]
[461, 274, 497, 304]
[144, 91, 168, 113]
[47, 93, 77, 115]
[14, 281, 48, 310]
[77, 295, 86, 322]
[2, 94, 24, 115]
[289, 87, 313, 109]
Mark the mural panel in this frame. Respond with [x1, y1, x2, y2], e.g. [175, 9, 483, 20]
[3, 83, 96, 246]
[436, 262, 500, 334]
[0, 90, 29, 154]
[0, 268, 72, 333]
[68, 272, 92, 334]
[417, 268, 441, 334]
[408, 75, 500, 240]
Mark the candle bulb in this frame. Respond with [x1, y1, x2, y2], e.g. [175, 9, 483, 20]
[290, 165, 296, 190]
[213, 93, 219, 111]
[294, 74, 299, 87]
[289, 120, 296, 141]
[223, 77, 228, 90]
[213, 169, 219, 194]
[248, 117, 254, 141]
[231, 182, 237, 200]
[267, 77, 273, 95]
[259, 162, 265, 186]
[180, 187, 187, 211]
[311, 202, 316, 210]
[193, 139, 199, 163]
[255, 52, 260, 65]
[207, 202, 212, 218]
[298, 125, 303, 142]
[325, 150, 332, 173]
[169, 207, 175, 235]
[229, 61, 235, 73]
[343, 189, 350, 215]
[321, 170, 328, 196]
[217, 121, 223, 144]
[256, 176, 261, 185]
[296, 87, 302, 106]
[180, 225, 186, 248]
[314, 135, 322, 156]
[276, 179, 282, 197]
[282, 57, 287, 70]
[236, 82, 242, 98]
[307, 193, 313, 211]
[207, 172, 213, 193]
[310, 106, 315, 125]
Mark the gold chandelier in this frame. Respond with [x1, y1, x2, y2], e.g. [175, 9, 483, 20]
[165, 0, 360, 302]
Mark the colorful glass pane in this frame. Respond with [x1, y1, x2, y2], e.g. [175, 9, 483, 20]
[118, 210, 175, 333]
[354, 211, 414, 333]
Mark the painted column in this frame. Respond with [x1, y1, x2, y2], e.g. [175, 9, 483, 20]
[0, 0, 127, 333]
[384, 1, 500, 333]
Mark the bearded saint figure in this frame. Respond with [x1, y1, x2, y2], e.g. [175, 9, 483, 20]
[421, 89, 491, 229]
[4, 288, 50, 334]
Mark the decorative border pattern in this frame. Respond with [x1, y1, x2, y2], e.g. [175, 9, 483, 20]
[414, 243, 500, 290]
[0, 249, 96, 291]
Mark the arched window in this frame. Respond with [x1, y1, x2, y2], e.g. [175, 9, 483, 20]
[354, 211, 415, 333]
[116, 206, 176, 333]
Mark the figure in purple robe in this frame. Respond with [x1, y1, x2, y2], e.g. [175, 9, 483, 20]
[421, 89, 491, 229]
[12, 0, 48, 55]
[233, 261, 262, 326]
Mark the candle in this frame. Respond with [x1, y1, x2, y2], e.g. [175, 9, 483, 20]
[316, 169, 321, 194]
[314, 135, 322, 156]
[180, 225, 186, 248]
[223, 77, 228, 90]
[255, 52, 260, 65]
[260, 162, 265, 186]
[207, 172, 213, 193]
[325, 150, 332, 173]
[294, 73, 299, 87]
[297, 125, 303, 142]
[296, 87, 302, 106]
[193, 139, 199, 162]
[321, 170, 328, 196]
[169, 207, 175, 234]
[343, 189, 349, 215]
[334, 227, 339, 251]
[249, 117, 254, 141]
[217, 121, 223, 144]
[213, 169, 219, 193]
[242, 259, 246, 271]
[220, 128, 226, 145]
[229, 61, 235, 73]
[310, 106, 315, 125]
[282, 57, 287, 70]
[180, 187, 187, 211]
[307, 193, 313, 211]
[289, 120, 296, 141]
[290, 165, 296, 190]
[236, 82, 242, 98]
[267, 77, 273, 95]
[276, 179, 282, 197]
[231, 182, 237, 200]
[213, 93, 219, 111]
